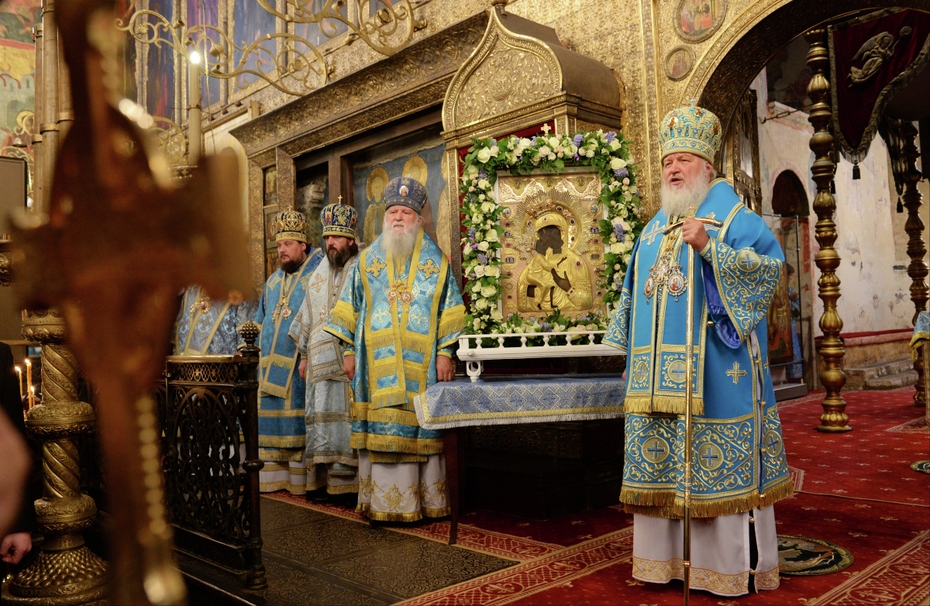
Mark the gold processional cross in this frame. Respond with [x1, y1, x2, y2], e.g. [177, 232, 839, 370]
[12, 2, 251, 604]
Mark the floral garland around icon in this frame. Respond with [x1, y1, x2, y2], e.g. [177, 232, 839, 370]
[460, 130, 645, 338]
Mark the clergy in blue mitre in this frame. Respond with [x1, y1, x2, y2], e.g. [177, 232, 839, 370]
[255, 210, 323, 493]
[604, 104, 793, 597]
[173, 286, 257, 355]
[324, 176, 465, 523]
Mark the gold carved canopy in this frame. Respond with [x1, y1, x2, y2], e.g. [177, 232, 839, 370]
[442, 8, 624, 143]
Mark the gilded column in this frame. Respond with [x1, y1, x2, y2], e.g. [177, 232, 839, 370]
[39, 0, 61, 210]
[899, 119, 927, 407]
[4, 311, 108, 604]
[805, 28, 850, 432]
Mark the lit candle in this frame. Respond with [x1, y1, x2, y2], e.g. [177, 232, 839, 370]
[29, 385, 35, 409]
[188, 50, 202, 162]
[14, 365, 22, 399]
[24, 359, 32, 403]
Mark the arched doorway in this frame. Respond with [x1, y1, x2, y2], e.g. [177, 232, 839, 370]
[690, 2, 930, 430]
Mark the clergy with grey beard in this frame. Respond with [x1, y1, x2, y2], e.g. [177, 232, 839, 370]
[604, 104, 793, 597]
[323, 176, 465, 524]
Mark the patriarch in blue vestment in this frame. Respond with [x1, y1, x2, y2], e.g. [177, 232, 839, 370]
[605, 104, 793, 596]
[324, 176, 465, 523]
[254, 210, 323, 493]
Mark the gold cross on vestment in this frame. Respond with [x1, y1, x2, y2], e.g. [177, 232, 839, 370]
[418, 259, 440, 277]
[726, 362, 748, 385]
[367, 257, 387, 277]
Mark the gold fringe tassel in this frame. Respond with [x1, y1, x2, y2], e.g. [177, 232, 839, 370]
[624, 395, 705, 416]
[367, 331, 400, 352]
[328, 302, 357, 331]
[438, 306, 466, 338]
[620, 477, 795, 519]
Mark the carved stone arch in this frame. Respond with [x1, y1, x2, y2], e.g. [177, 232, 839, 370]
[681, 0, 930, 129]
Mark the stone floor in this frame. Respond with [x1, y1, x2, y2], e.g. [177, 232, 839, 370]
[181, 497, 515, 605]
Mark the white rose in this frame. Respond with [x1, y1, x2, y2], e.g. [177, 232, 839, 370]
[585, 149, 595, 158]
[622, 177, 630, 185]
[538, 145, 551, 157]
[485, 265, 500, 277]
[477, 241, 490, 252]
[609, 140, 621, 151]
[474, 298, 489, 310]
[548, 153, 556, 161]
[548, 136, 560, 147]
[476, 148, 492, 163]
[629, 186, 638, 194]
[489, 145, 500, 157]
[491, 308, 503, 321]
[474, 265, 486, 277]
[610, 242, 623, 254]
[485, 230, 499, 242]
[464, 164, 479, 179]
[480, 285, 496, 298]
[471, 283, 482, 293]
[519, 138, 532, 147]
[478, 179, 490, 190]
[473, 318, 482, 330]
[481, 201, 495, 214]
[610, 158, 626, 170]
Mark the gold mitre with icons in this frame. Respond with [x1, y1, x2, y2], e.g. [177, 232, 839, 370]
[320, 198, 358, 240]
[659, 102, 722, 162]
[274, 210, 308, 243]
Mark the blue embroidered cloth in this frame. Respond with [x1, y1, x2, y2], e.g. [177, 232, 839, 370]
[413, 375, 625, 429]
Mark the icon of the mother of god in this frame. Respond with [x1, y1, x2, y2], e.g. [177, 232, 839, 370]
[363, 166, 388, 244]
[517, 211, 593, 312]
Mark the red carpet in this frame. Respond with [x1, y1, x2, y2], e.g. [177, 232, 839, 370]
[270, 389, 930, 605]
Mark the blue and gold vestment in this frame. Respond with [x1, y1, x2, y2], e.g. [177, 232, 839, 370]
[324, 229, 465, 464]
[254, 249, 323, 454]
[174, 286, 257, 355]
[605, 179, 794, 518]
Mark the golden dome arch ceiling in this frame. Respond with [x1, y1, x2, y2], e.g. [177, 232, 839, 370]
[442, 8, 624, 144]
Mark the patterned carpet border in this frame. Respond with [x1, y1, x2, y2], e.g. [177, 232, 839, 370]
[262, 492, 563, 562]
[887, 417, 930, 434]
[806, 529, 929, 605]
[394, 527, 634, 606]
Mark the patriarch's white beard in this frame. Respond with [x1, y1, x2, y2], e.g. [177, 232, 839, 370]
[661, 172, 711, 217]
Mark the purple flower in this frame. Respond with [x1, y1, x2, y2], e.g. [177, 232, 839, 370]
[614, 167, 629, 179]
[605, 131, 617, 143]
[530, 136, 537, 143]
[478, 168, 488, 181]
[471, 243, 479, 249]
[573, 134, 584, 146]
[477, 253, 488, 264]
[573, 154, 580, 161]
[468, 227, 477, 239]
[613, 222, 626, 240]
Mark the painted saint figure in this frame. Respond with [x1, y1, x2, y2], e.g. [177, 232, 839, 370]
[517, 211, 592, 312]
